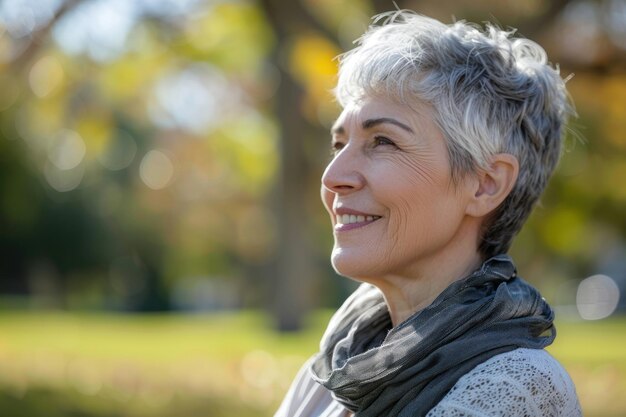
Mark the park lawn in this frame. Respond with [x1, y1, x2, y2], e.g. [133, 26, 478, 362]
[0, 311, 624, 417]
[0, 310, 332, 417]
[547, 319, 626, 416]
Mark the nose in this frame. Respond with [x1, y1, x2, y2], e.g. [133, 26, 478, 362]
[321, 144, 365, 195]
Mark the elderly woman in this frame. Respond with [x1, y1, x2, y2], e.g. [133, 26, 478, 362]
[276, 11, 581, 417]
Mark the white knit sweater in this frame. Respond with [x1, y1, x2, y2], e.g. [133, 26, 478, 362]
[275, 348, 582, 417]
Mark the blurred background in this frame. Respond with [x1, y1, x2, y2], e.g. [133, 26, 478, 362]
[0, 0, 625, 415]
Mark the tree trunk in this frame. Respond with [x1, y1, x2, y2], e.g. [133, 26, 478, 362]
[259, 0, 325, 331]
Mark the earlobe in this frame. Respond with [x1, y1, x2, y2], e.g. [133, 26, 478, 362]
[466, 154, 519, 218]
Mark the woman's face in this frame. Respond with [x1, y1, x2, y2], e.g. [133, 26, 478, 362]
[321, 95, 476, 280]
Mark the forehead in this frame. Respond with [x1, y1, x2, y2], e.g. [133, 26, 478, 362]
[332, 95, 434, 132]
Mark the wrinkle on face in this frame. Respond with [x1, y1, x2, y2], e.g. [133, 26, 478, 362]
[394, 152, 441, 187]
[322, 95, 474, 282]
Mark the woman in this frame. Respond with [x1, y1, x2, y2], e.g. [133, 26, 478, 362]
[276, 11, 581, 417]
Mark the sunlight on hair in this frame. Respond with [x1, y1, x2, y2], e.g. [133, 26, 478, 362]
[576, 274, 620, 320]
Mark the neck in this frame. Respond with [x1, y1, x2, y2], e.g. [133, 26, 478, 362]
[366, 225, 484, 327]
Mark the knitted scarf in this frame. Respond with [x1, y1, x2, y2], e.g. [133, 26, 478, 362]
[309, 255, 555, 416]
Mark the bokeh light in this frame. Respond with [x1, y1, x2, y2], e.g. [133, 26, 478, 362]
[28, 55, 64, 98]
[139, 149, 174, 190]
[148, 64, 238, 134]
[96, 129, 137, 171]
[576, 274, 621, 320]
[44, 129, 86, 192]
[47, 129, 86, 170]
[43, 163, 83, 192]
[0, 0, 63, 38]
[52, 0, 136, 62]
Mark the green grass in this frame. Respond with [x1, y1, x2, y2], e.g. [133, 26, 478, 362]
[0, 310, 332, 417]
[547, 319, 626, 417]
[0, 311, 624, 416]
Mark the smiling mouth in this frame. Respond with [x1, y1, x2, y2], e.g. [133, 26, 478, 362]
[336, 214, 381, 224]
[334, 214, 381, 231]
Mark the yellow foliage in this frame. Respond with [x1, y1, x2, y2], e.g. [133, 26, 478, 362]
[540, 207, 588, 256]
[212, 113, 279, 196]
[289, 34, 340, 103]
[569, 74, 626, 150]
[602, 76, 626, 150]
[99, 48, 169, 102]
[185, 2, 273, 71]
[74, 113, 113, 159]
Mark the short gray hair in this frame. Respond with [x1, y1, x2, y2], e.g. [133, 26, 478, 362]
[335, 11, 575, 258]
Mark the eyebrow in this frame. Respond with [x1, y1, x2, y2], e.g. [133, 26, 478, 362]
[331, 117, 414, 135]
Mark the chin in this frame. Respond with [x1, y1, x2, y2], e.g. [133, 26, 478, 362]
[331, 246, 378, 281]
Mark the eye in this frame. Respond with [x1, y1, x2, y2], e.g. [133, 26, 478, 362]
[330, 140, 345, 156]
[374, 136, 397, 148]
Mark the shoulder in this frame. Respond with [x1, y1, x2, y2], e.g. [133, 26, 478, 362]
[274, 357, 338, 417]
[426, 348, 582, 417]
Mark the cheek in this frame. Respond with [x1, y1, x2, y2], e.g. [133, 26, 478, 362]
[395, 150, 443, 188]
[377, 198, 412, 267]
[376, 158, 454, 252]
[378, 154, 450, 215]
[384, 195, 431, 257]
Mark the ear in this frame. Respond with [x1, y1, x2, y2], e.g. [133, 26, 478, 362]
[465, 154, 519, 219]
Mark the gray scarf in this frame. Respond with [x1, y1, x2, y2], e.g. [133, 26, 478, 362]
[310, 255, 555, 416]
